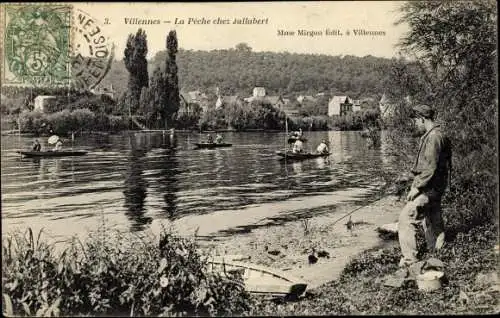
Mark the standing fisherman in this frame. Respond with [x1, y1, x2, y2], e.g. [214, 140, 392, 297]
[397, 104, 452, 270]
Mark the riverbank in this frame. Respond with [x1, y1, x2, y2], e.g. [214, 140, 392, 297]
[198, 195, 404, 289]
[248, 222, 499, 315]
[193, 194, 498, 315]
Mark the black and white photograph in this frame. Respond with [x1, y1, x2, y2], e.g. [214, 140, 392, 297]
[1, 1, 498, 316]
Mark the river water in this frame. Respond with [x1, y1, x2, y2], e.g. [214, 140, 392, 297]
[1, 131, 401, 240]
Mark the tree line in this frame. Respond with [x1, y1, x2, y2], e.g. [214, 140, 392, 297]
[2, 28, 393, 132]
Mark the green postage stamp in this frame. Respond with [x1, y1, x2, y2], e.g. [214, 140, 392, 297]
[1, 4, 72, 87]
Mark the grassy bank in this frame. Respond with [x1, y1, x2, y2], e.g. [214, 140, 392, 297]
[2, 225, 252, 317]
[249, 223, 498, 315]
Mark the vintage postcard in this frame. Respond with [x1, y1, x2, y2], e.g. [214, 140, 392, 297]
[1, 1, 497, 316]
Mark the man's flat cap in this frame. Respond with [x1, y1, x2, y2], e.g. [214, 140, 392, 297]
[411, 104, 436, 119]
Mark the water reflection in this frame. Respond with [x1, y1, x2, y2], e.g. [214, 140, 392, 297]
[36, 158, 63, 187]
[1, 131, 408, 233]
[315, 157, 327, 169]
[158, 150, 179, 220]
[123, 136, 152, 232]
[291, 161, 303, 174]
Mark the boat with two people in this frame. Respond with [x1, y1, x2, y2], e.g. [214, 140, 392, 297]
[194, 143, 233, 149]
[17, 134, 87, 158]
[276, 150, 330, 161]
[17, 150, 88, 158]
[278, 137, 330, 161]
[194, 132, 232, 149]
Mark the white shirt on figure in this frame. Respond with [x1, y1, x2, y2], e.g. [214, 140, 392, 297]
[316, 142, 328, 154]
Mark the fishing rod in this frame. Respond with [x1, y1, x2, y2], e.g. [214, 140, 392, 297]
[329, 192, 391, 228]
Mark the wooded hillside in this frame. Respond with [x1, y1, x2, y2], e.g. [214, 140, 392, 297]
[99, 46, 393, 100]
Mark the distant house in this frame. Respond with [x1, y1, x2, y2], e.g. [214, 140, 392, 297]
[328, 96, 353, 116]
[265, 95, 285, 108]
[253, 87, 266, 97]
[360, 97, 376, 110]
[297, 95, 317, 104]
[244, 86, 268, 103]
[352, 99, 362, 112]
[33, 95, 57, 112]
[181, 90, 209, 112]
[90, 84, 115, 99]
[245, 93, 286, 110]
[215, 95, 243, 109]
[186, 90, 207, 103]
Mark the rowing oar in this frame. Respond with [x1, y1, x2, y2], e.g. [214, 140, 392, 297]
[329, 194, 391, 228]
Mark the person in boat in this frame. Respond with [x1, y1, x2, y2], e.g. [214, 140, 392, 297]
[215, 133, 224, 144]
[53, 138, 63, 151]
[207, 134, 214, 144]
[396, 104, 452, 274]
[292, 138, 304, 154]
[292, 128, 303, 138]
[32, 139, 41, 152]
[316, 139, 329, 154]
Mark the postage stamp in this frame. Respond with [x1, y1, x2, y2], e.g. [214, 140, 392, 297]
[1, 4, 72, 87]
[1, 4, 114, 89]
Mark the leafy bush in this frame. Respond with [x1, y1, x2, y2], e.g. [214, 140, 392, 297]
[17, 110, 130, 135]
[328, 109, 381, 131]
[384, 1, 497, 231]
[0, 95, 25, 115]
[288, 116, 329, 131]
[2, 226, 252, 317]
[341, 246, 400, 278]
[70, 108, 96, 132]
[198, 100, 286, 131]
[108, 115, 129, 132]
[46, 110, 75, 135]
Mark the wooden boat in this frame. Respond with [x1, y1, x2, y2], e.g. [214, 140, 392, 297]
[194, 142, 232, 149]
[208, 255, 307, 297]
[17, 150, 88, 158]
[276, 151, 330, 161]
[287, 136, 307, 144]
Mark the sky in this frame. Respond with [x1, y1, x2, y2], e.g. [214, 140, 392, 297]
[76, 1, 409, 60]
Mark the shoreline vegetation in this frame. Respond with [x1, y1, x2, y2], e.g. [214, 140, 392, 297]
[3, 196, 498, 316]
[0, 110, 378, 137]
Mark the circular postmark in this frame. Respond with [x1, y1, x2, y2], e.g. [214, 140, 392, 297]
[70, 8, 114, 91]
[2, 5, 114, 90]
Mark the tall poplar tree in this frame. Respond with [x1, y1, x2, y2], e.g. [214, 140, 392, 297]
[163, 30, 180, 128]
[124, 28, 149, 115]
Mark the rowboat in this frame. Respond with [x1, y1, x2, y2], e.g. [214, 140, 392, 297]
[17, 150, 88, 158]
[276, 151, 330, 161]
[194, 143, 232, 149]
[208, 255, 308, 298]
[287, 136, 307, 144]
